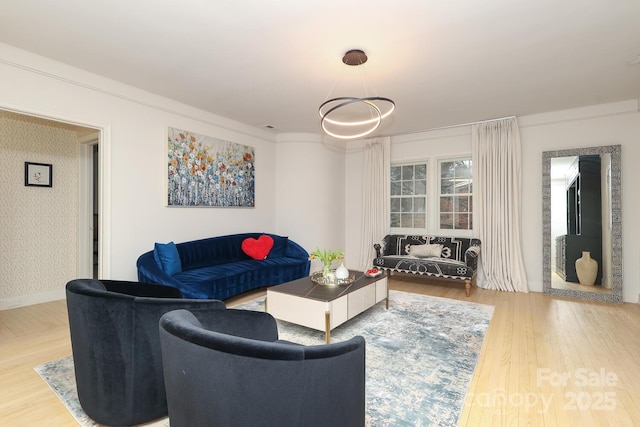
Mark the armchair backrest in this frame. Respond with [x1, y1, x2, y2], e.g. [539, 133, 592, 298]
[66, 279, 225, 426]
[159, 308, 366, 427]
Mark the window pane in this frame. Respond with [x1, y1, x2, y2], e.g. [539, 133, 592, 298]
[455, 182, 470, 194]
[401, 213, 413, 228]
[390, 198, 401, 212]
[440, 213, 453, 229]
[402, 181, 414, 195]
[440, 196, 453, 213]
[391, 166, 402, 181]
[455, 213, 470, 229]
[391, 181, 401, 196]
[390, 213, 400, 227]
[455, 196, 469, 213]
[414, 197, 425, 213]
[440, 161, 454, 179]
[415, 180, 426, 195]
[455, 161, 471, 178]
[401, 198, 413, 212]
[414, 213, 426, 228]
[440, 179, 454, 195]
[415, 164, 427, 179]
[402, 165, 414, 180]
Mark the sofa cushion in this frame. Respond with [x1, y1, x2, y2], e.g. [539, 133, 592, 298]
[154, 242, 182, 276]
[241, 235, 275, 260]
[173, 256, 310, 300]
[408, 244, 443, 258]
[397, 236, 428, 256]
[373, 255, 473, 279]
[428, 236, 464, 260]
[269, 236, 289, 258]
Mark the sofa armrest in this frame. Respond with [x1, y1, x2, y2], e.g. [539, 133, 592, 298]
[284, 238, 309, 259]
[464, 245, 481, 272]
[136, 251, 185, 289]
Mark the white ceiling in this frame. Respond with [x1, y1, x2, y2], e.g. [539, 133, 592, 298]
[1, 0, 639, 137]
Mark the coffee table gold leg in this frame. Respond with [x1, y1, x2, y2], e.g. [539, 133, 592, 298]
[386, 283, 390, 310]
[325, 311, 331, 344]
[264, 296, 268, 312]
[385, 270, 390, 309]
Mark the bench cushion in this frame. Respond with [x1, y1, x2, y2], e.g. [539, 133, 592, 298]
[373, 255, 473, 279]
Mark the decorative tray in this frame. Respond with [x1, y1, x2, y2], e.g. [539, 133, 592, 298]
[310, 271, 356, 286]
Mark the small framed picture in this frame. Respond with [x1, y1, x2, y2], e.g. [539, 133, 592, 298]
[25, 162, 53, 187]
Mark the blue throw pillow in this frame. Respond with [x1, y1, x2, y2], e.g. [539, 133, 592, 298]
[153, 242, 182, 276]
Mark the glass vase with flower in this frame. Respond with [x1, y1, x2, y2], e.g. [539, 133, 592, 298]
[309, 248, 344, 279]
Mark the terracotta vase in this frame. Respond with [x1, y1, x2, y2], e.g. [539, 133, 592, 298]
[575, 251, 598, 286]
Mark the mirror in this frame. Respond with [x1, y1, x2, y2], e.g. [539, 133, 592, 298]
[543, 145, 622, 303]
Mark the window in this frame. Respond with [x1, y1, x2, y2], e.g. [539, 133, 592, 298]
[390, 163, 427, 228]
[439, 158, 472, 230]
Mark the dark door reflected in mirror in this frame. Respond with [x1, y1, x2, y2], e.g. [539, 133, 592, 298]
[543, 145, 622, 303]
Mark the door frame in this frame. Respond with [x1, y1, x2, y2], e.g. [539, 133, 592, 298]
[78, 135, 99, 278]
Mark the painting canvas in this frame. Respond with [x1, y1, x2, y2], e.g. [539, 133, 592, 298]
[167, 127, 255, 207]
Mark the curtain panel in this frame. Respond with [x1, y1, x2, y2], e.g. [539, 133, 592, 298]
[357, 137, 390, 271]
[472, 118, 528, 292]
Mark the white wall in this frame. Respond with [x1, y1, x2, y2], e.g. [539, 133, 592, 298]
[275, 133, 346, 273]
[345, 100, 640, 303]
[0, 43, 279, 308]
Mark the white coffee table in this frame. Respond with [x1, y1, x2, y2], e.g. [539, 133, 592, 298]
[266, 271, 388, 343]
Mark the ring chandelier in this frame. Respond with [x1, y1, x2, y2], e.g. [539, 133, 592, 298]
[318, 50, 395, 140]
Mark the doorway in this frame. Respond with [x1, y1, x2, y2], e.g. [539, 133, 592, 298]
[0, 107, 106, 307]
[78, 134, 101, 279]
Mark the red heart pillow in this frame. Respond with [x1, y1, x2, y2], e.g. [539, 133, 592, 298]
[241, 235, 274, 260]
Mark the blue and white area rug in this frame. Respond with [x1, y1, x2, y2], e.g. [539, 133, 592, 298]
[35, 290, 493, 427]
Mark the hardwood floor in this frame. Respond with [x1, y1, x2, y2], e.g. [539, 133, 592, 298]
[2, 276, 640, 426]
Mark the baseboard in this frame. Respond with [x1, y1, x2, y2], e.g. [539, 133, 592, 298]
[0, 289, 66, 311]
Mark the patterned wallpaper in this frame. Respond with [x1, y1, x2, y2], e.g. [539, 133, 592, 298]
[0, 111, 80, 301]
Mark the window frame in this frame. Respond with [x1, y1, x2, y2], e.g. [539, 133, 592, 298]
[389, 160, 428, 234]
[436, 156, 473, 235]
[389, 155, 474, 237]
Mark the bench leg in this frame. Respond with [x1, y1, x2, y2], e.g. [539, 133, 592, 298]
[464, 279, 471, 297]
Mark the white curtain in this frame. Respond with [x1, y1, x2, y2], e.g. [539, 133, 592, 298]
[472, 118, 528, 292]
[357, 136, 390, 271]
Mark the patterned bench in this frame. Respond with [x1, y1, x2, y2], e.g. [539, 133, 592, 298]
[373, 235, 481, 296]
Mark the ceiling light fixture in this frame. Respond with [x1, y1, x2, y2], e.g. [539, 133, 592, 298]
[319, 49, 395, 140]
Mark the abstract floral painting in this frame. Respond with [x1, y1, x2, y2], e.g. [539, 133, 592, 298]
[167, 127, 255, 207]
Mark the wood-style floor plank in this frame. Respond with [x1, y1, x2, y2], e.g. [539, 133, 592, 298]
[1, 277, 640, 426]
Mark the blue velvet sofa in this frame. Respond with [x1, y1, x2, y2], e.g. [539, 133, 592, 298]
[137, 233, 310, 300]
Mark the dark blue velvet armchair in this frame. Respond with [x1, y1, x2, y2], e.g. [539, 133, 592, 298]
[137, 233, 310, 300]
[66, 279, 225, 426]
[159, 308, 366, 427]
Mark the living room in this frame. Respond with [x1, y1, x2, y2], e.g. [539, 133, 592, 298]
[1, 1, 640, 425]
[1, 50, 639, 308]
